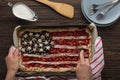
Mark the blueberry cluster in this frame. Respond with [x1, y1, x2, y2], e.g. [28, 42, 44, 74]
[20, 31, 54, 55]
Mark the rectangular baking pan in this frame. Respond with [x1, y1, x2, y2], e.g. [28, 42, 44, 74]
[13, 23, 98, 77]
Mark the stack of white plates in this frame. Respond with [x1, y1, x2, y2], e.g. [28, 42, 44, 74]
[81, 0, 120, 27]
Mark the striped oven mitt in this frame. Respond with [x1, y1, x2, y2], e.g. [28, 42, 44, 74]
[15, 36, 104, 80]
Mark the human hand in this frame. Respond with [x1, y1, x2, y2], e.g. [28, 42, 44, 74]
[76, 50, 91, 80]
[5, 46, 20, 74]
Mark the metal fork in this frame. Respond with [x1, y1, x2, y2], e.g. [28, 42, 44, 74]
[96, 0, 119, 20]
[89, 0, 117, 15]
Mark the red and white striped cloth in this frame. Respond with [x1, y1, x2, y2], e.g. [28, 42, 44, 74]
[91, 36, 104, 80]
[15, 36, 104, 80]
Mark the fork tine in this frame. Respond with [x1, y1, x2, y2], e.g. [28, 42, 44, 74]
[89, 10, 94, 16]
[89, 4, 99, 16]
[89, 7, 98, 16]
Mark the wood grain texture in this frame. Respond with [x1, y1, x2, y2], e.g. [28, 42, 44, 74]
[0, 0, 120, 80]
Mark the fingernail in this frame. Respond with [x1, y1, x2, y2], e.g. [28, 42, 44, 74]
[14, 49, 20, 57]
[12, 46, 16, 51]
[13, 49, 17, 55]
[9, 46, 15, 54]
[10, 45, 13, 52]
[80, 50, 84, 53]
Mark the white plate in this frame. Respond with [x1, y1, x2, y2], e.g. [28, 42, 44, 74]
[81, 3, 117, 26]
[81, 0, 120, 27]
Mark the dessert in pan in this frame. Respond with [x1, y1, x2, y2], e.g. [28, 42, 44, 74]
[13, 25, 96, 73]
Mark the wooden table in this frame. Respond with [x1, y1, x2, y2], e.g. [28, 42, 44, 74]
[0, 0, 120, 80]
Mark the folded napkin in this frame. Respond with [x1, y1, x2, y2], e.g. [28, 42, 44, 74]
[15, 36, 104, 80]
[90, 36, 104, 80]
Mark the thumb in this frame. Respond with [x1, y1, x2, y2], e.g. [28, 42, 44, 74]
[8, 46, 16, 56]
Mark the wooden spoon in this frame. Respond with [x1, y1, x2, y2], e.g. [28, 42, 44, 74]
[36, 0, 74, 18]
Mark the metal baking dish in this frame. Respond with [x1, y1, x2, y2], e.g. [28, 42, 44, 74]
[13, 23, 98, 77]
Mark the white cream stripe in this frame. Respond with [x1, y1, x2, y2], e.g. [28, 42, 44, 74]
[24, 76, 46, 79]
[54, 45, 88, 49]
[22, 61, 77, 65]
[23, 53, 79, 58]
[52, 36, 88, 40]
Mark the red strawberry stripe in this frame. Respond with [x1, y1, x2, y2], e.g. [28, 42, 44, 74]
[50, 48, 79, 54]
[25, 63, 77, 68]
[53, 39, 90, 46]
[50, 48, 89, 54]
[50, 30, 89, 37]
[22, 56, 79, 62]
